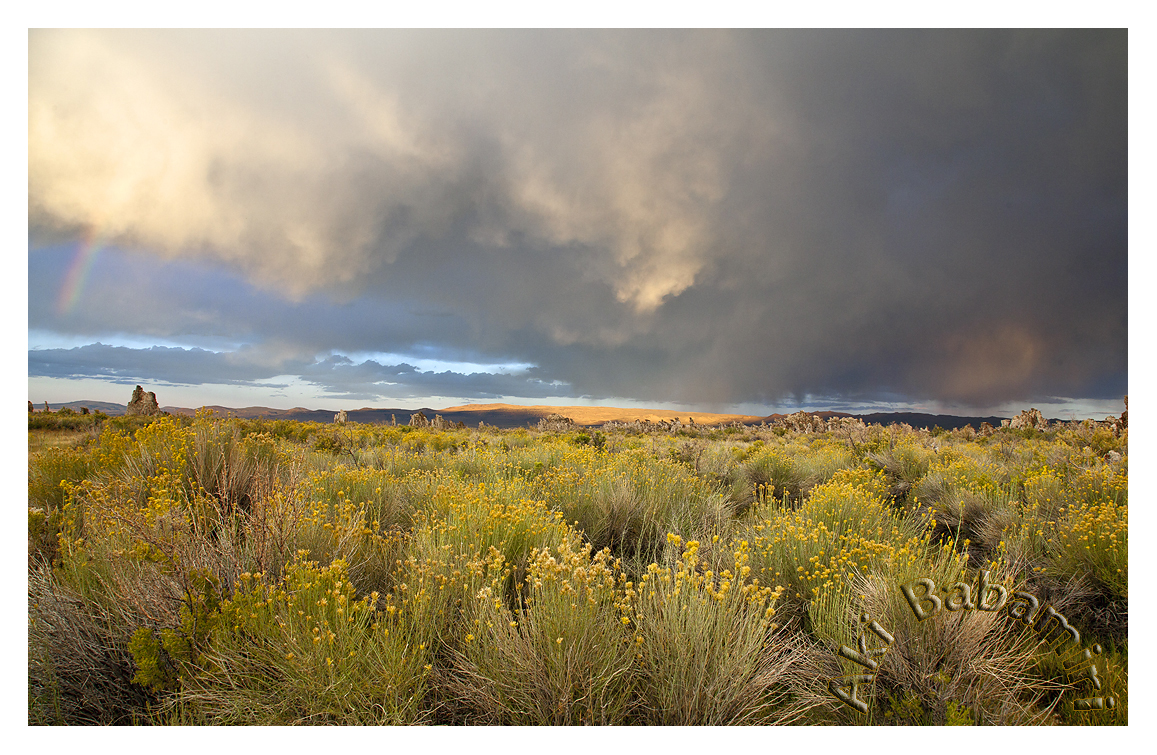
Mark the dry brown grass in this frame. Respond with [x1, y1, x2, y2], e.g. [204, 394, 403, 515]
[856, 571, 1065, 725]
[28, 565, 158, 724]
[28, 427, 98, 453]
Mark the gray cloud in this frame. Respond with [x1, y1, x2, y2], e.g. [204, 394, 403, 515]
[29, 343, 305, 385]
[28, 343, 570, 402]
[30, 30, 754, 311]
[29, 30, 1127, 411]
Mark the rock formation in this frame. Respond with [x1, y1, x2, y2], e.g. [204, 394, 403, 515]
[334, 410, 348, 424]
[428, 414, 464, 430]
[1109, 396, 1128, 437]
[409, 411, 429, 428]
[28, 400, 33, 413]
[779, 411, 826, 433]
[126, 385, 161, 416]
[827, 415, 869, 444]
[1009, 408, 1047, 431]
[537, 413, 577, 432]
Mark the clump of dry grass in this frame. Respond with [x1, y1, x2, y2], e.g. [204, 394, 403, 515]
[865, 573, 1064, 725]
[808, 550, 1068, 725]
[866, 441, 932, 502]
[28, 565, 157, 725]
[524, 445, 732, 567]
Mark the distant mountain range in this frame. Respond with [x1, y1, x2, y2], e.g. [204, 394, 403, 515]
[40, 400, 128, 415]
[40, 400, 1013, 431]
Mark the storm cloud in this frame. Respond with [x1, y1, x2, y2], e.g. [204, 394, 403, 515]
[28, 29, 1127, 413]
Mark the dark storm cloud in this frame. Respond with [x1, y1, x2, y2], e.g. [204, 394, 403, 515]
[29, 29, 1127, 410]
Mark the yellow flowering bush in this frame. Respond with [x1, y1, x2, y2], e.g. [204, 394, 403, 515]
[176, 555, 429, 724]
[450, 537, 636, 724]
[630, 534, 786, 724]
[746, 470, 924, 627]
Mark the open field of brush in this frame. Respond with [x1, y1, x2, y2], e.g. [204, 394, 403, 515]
[28, 409, 1127, 725]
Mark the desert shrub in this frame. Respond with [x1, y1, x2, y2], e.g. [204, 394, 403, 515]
[1036, 642, 1128, 726]
[28, 432, 103, 570]
[923, 488, 1017, 565]
[444, 442, 496, 480]
[573, 430, 607, 449]
[865, 441, 932, 502]
[808, 549, 1063, 725]
[913, 452, 1004, 504]
[354, 444, 444, 475]
[736, 441, 856, 512]
[691, 442, 745, 490]
[497, 429, 537, 450]
[667, 438, 705, 469]
[1052, 494, 1127, 594]
[447, 538, 636, 724]
[736, 448, 806, 507]
[870, 441, 930, 483]
[526, 446, 731, 567]
[992, 464, 1128, 643]
[28, 506, 65, 568]
[490, 440, 573, 480]
[794, 441, 856, 487]
[1057, 423, 1125, 457]
[283, 469, 417, 598]
[28, 410, 109, 432]
[630, 535, 789, 724]
[29, 446, 93, 511]
[241, 418, 324, 445]
[113, 416, 288, 521]
[103, 413, 171, 436]
[744, 469, 925, 630]
[301, 466, 423, 534]
[397, 479, 575, 667]
[53, 418, 305, 622]
[163, 557, 429, 724]
[128, 569, 222, 694]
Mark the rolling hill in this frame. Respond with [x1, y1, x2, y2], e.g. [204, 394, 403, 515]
[39, 399, 1013, 430]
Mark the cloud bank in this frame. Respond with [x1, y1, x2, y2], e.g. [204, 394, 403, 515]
[29, 30, 1127, 411]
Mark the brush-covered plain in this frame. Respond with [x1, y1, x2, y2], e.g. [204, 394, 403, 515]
[28, 411, 1127, 725]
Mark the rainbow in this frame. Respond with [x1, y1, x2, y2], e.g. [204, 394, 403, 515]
[56, 229, 104, 315]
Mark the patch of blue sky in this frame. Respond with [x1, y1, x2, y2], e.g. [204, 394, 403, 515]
[27, 328, 244, 354]
[328, 349, 535, 376]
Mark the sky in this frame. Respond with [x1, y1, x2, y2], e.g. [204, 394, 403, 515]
[27, 28, 1130, 419]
